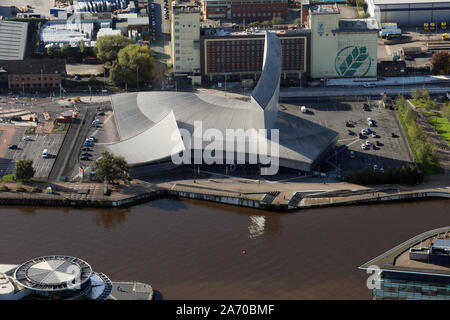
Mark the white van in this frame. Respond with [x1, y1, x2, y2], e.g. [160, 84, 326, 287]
[301, 106, 307, 113]
[42, 149, 48, 158]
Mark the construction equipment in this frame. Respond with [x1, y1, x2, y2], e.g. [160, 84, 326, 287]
[441, 22, 447, 30]
[430, 22, 436, 30]
[443, 33, 448, 41]
[424, 22, 429, 30]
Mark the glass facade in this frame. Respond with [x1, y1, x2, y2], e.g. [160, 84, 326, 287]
[373, 272, 450, 300]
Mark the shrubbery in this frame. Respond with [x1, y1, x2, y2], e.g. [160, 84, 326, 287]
[343, 165, 423, 185]
[396, 95, 441, 173]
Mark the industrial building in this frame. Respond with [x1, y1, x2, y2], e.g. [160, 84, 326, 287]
[309, 4, 379, 78]
[0, 20, 28, 60]
[359, 227, 450, 300]
[107, 32, 338, 176]
[0, 59, 66, 91]
[202, 0, 289, 20]
[171, 3, 202, 85]
[200, 28, 310, 85]
[366, 0, 450, 27]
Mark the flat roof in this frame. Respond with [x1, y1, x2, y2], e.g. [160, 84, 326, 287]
[359, 227, 450, 277]
[0, 20, 28, 60]
[374, 0, 450, 4]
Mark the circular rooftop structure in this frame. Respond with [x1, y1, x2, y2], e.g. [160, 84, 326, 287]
[14, 256, 93, 291]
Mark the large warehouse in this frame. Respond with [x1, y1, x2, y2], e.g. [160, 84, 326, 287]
[366, 0, 450, 27]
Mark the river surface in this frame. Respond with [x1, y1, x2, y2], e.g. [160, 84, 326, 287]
[0, 199, 448, 299]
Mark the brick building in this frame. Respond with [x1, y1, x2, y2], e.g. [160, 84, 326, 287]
[202, 0, 289, 21]
[200, 29, 310, 85]
[0, 59, 66, 92]
[378, 60, 406, 77]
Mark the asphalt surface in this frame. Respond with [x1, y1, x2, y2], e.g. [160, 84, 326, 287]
[5, 127, 65, 179]
[281, 100, 413, 173]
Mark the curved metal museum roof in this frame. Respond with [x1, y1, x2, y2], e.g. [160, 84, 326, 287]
[107, 31, 338, 172]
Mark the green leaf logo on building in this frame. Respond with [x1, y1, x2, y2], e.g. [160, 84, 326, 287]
[334, 46, 371, 77]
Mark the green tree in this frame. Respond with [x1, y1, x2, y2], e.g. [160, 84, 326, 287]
[420, 87, 430, 100]
[261, 20, 272, 27]
[80, 39, 86, 55]
[60, 44, 73, 57]
[46, 46, 58, 57]
[430, 51, 450, 75]
[271, 17, 285, 25]
[412, 88, 421, 101]
[94, 35, 135, 63]
[13, 159, 35, 182]
[293, 18, 301, 25]
[92, 151, 130, 184]
[442, 102, 450, 121]
[110, 44, 154, 88]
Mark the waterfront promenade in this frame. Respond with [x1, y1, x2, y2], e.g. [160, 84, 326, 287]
[0, 171, 448, 210]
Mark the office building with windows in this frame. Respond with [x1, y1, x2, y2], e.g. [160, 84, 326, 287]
[360, 226, 450, 300]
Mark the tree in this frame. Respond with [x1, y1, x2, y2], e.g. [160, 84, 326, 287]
[13, 159, 35, 182]
[94, 35, 135, 63]
[411, 88, 421, 101]
[271, 17, 285, 25]
[80, 39, 86, 55]
[46, 46, 58, 57]
[293, 18, 301, 25]
[92, 151, 130, 184]
[60, 44, 73, 58]
[420, 87, 430, 100]
[442, 102, 450, 122]
[110, 44, 155, 88]
[430, 51, 450, 75]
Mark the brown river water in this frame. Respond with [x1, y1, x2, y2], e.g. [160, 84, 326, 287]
[0, 198, 448, 299]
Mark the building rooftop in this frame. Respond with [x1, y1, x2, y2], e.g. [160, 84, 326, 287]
[310, 4, 340, 14]
[0, 59, 66, 75]
[172, 2, 201, 14]
[0, 20, 28, 60]
[373, 0, 450, 4]
[359, 226, 450, 277]
[337, 18, 380, 32]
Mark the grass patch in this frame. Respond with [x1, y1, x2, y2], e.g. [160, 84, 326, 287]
[1, 174, 14, 182]
[420, 110, 440, 117]
[428, 116, 450, 144]
[396, 97, 444, 175]
[53, 123, 69, 133]
[410, 99, 428, 109]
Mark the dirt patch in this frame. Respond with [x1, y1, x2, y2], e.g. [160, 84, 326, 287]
[35, 121, 54, 134]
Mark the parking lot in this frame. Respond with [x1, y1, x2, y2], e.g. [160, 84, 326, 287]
[282, 100, 414, 173]
[4, 127, 65, 179]
[70, 110, 119, 180]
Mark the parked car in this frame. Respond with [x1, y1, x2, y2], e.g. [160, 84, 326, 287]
[361, 129, 367, 135]
[350, 151, 355, 159]
[81, 147, 91, 151]
[300, 106, 307, 113]
[372, 132, 377, 138]
[80, 156, 90, 161]
[361, 144, 367, 150]
[22, 136, 33, 141]
[97, 111, 105, 116]
[373, 164, 378, 170]
[8, 144, 17, 150]
[365, 141, 371, 146]
[81, 152, 91, 157]
[364, 82, 377, 88]
[348, 130, 355, 135]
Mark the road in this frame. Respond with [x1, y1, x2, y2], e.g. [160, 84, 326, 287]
[280, 84, 450, 100]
